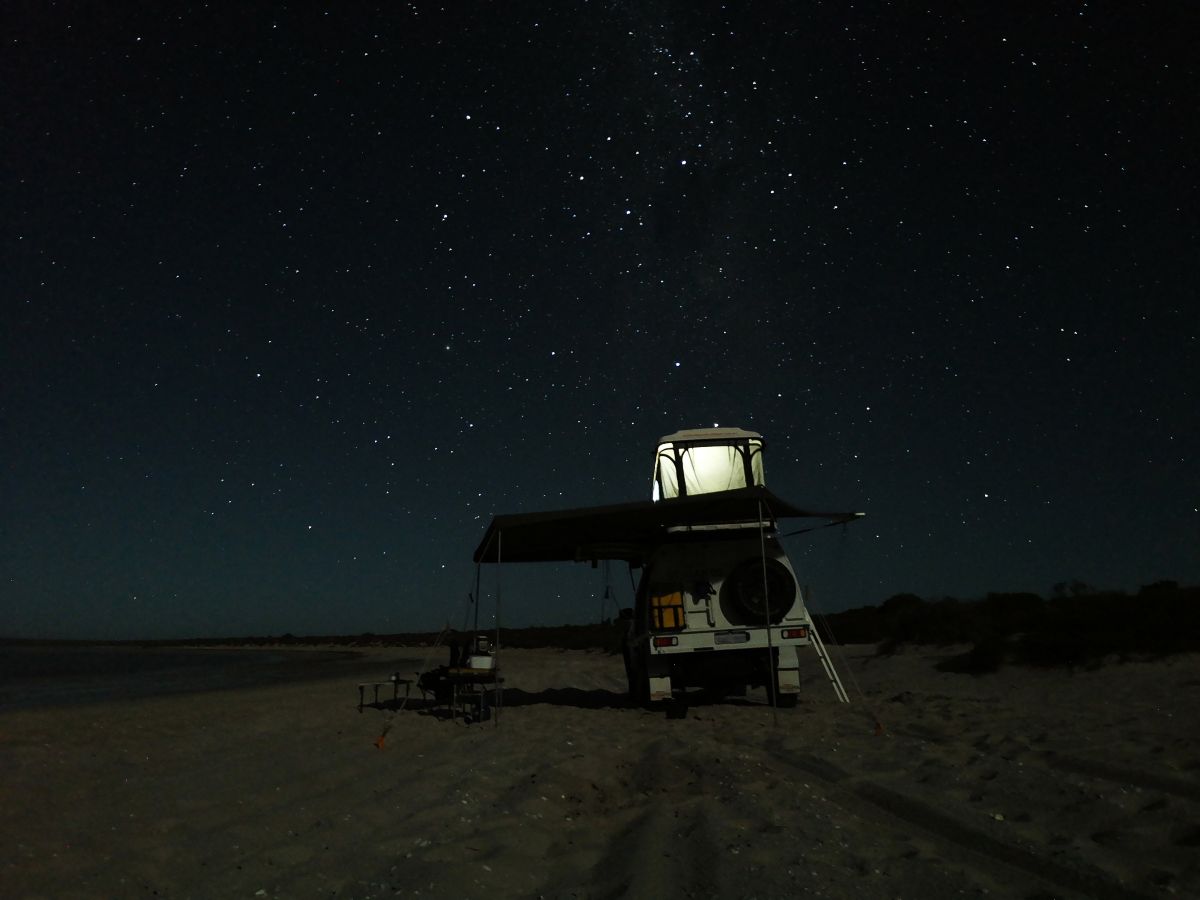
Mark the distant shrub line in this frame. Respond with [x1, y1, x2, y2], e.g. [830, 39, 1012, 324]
[72, 622, 631, 654]
[817, 581, 1200, 671]
[6, 582, 1194, 672]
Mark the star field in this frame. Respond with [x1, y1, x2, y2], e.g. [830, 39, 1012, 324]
[2, 3, 1196, 639]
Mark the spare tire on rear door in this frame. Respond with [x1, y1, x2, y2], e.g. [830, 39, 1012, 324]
[720, 557, 796, 625]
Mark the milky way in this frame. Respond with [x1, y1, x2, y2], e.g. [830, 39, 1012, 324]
[3, 3, 1196, 638]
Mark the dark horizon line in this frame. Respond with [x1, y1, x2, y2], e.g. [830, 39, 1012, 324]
[3, 578, 1191, 646]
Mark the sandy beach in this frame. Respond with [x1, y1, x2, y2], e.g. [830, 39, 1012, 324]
[2, 644, 1197, 899]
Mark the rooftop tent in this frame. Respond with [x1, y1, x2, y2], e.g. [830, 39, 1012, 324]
[652, 428, 765, 501]
[473, 485, 861, 564]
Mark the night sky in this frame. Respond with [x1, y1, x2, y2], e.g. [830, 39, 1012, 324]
[3, 3, 1196, 640]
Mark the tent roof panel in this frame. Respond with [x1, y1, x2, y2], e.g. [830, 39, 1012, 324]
[657, 427, 762, 445]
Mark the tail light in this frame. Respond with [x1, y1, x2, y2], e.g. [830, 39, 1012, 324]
[653, 636, 679, 648]
[781, 627, 808, 640]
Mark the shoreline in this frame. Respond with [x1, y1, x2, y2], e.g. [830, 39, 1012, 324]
[0, 644, 411, 713]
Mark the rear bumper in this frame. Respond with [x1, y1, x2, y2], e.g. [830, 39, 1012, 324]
[645, 626, 811, 655]
[642, 642, 803, 697]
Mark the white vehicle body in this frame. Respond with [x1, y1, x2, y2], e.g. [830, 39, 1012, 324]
[624, 429, 811, 705]
[623, 529, 813, 704]
[472, 427, 861, 708]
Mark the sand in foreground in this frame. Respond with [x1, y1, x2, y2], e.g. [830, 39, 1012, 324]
[3, 645, 1198, 899]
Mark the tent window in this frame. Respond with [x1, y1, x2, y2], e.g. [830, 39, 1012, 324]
[654, 439, 765, 500]
[681, 444, 746, 494]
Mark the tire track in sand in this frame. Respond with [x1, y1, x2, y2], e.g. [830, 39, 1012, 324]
[898, 722, 1200, 803]
[765, 740, 1157, 900]
[1040, 750, 1200, 803]
[568, 736, 726, 899]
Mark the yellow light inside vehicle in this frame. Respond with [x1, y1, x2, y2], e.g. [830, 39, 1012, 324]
[649, 591, 685, 630]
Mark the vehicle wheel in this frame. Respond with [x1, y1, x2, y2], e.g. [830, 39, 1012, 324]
[767, 668, 799, 708]
[665, 697, 688, 719]
[721, 558, 796, 624]
[624, 647, 648, 706]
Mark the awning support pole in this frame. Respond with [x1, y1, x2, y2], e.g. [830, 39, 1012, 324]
[495, 530, 502, 692]
[472, 560, 481, 635]
[757, 499, 778, 725]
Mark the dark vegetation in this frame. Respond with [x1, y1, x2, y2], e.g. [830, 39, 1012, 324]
[816, 581, 1200, 672]
[5, 582, 1195, 674]
[2, 623, 628, 654]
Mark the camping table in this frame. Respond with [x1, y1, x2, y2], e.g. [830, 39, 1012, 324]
[445, 667, 503, 724]
[357, 678, 411, 712]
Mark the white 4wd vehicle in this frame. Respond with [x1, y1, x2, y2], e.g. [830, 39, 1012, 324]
[622, 529, 815, 706]
[473, 428, 860, 708]
[622, 428, 841, 707]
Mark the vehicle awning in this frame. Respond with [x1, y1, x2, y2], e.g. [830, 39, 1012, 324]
[472, 485, 862, 564]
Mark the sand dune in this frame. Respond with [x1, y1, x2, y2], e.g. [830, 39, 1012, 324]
[2, 645, 1197, 898]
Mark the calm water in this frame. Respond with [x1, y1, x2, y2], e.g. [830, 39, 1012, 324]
[0, 645, 386, 710]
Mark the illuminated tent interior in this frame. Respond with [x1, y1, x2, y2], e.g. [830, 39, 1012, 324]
[652, 428, 765, 501]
